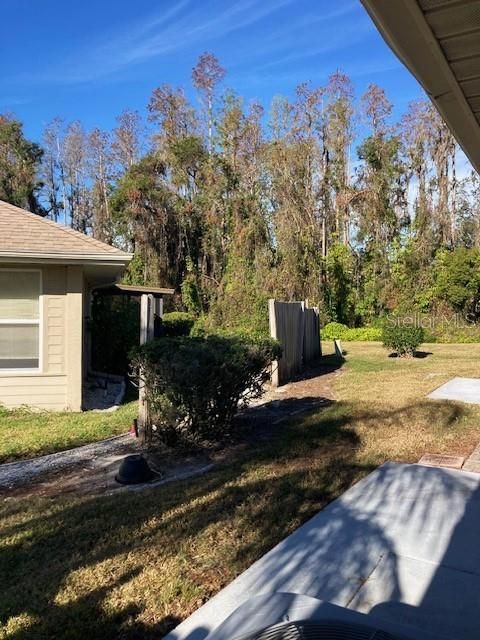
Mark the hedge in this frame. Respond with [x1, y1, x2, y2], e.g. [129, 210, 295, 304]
[321, 322, 382, 342]
[158, 312, 195, 337]
[130, 334, 281, 442]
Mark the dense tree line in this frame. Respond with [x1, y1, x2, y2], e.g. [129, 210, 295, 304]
[2, 53, 480, 333]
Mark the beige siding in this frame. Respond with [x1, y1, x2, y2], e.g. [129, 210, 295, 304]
[43, 266, 67, 376]
[0, 263, 79, 411]
[0, 375, 68, 410]
[65, 266, 83, 411]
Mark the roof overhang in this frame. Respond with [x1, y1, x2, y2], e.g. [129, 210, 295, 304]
[361, 0, 480, 174]
[0, 251, 133, 266]
[94, 283, 175, 297]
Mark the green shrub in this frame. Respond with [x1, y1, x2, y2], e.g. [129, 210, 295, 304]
[321, 322, 382, 342]
[343, 327, 382, 341]
[382, 324, 425, 357]
[159, 312, 194, 337]
[191, 316, 269, 341]
[130, 335, 281, 442]
[190, 315, 208, 337]
[321, 322, 349, 340]
[426, 328, 480, 344]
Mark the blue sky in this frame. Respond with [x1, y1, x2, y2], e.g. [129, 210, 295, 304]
[1, 0, 425, 142]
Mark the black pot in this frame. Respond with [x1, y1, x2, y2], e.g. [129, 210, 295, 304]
[115, 454, 154, 485]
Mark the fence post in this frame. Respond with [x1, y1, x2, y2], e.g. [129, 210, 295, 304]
[316, 307, 322, 356]
[139, 294, 155, 440]
[268, 299, 280, 387]
[154, 296, 164, 319]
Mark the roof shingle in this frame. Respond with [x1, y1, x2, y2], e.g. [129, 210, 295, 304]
[0, 200, 131, 260]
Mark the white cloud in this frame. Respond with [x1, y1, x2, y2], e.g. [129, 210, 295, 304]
[250, 19, 373, 73]
[19, 0, 295, 85]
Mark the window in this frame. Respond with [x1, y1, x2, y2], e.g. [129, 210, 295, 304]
[0, 271, 41, 370]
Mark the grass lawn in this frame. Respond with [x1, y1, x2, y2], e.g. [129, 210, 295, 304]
[0, 400, 137, 464]
[2, 343, 480, 639]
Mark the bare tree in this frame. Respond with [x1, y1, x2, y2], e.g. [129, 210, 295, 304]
[148, 84, 197, 146]
[63, 121, 89, 231]
[111, 109, 144, 175]
[325, 71, 355, 245]
[88, 128, 113, 241]
[192, 52, 225, 155]
[41, 118, 63, 221]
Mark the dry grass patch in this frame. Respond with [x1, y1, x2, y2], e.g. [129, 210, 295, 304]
[336, 342, 480, 460]
[1, 342, 480, 639]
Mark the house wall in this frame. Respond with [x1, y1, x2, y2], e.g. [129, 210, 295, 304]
[0, 263, 84, 411]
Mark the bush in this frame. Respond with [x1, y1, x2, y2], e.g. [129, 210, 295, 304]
[321, 322, 349, 340]
[326, 311, 480, 344]
[190, 319, 269, 341]
[130, 335, 281, 442]
[190, 315, 208, 337]
[343, 327, 382, 341]
[382, 324, 425, 357]
[321, 322, 382, 342]
[158, 312, 194, 337]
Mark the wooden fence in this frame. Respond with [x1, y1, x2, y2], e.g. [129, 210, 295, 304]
[304, 306, 322, 363]
[268, 299, 321, 386]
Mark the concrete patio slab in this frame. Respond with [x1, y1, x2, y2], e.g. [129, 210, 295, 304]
[165, 463, 480, 640]
[427, 376, 480, 404]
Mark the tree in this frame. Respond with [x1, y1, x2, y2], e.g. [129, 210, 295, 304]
[431, 247, 480, 316]
[324, 242, 355, 324]
[41, 118, 64, 221]
[148, 84, 197, 146]
[66, 121, 89, 231]
[401, 101, 433, 251]
[9, 55, 478, 333]
[0, 114, 44, 214]
[324, 71, 355, 245]
[265, 85, 324, 302]
[192, 52, 225, 155]
[110, 154, 180, 287]
[425, 104, 458, 247]
[88, 128, 113, 241]
[111, 109, 144, 175]
[355, 85, 407, 318]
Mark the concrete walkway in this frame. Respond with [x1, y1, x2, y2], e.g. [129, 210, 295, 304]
[463, 442, 480, 473]
[165, 463, 480, 640]
[428, 377, 480, 404]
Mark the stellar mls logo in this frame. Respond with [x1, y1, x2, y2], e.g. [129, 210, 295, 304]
[386, 312, 477, 330]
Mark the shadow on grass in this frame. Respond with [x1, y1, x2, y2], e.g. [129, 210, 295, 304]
[387, 351, 433, 359]
[0, 397, 469, 640]
[284, 353, 345, 384]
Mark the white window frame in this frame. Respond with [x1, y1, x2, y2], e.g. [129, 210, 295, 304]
[0, 268, 43, 375]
